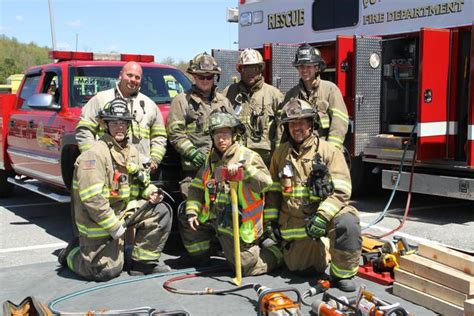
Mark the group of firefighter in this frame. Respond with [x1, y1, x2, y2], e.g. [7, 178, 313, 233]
[58, 43, 362, 293]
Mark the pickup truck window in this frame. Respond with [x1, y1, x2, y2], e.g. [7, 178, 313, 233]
[69, 66, 192, 108]
[19, 75, 41, 109]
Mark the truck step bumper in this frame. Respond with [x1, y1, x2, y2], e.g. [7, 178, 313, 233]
[7, 177, 70, 203]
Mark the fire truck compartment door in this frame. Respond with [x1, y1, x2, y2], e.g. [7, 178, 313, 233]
[212, 49, 240, 92]
[417, 28, 450, 161]
[270, 44, 299, 94]
[354, 36, 382, 156]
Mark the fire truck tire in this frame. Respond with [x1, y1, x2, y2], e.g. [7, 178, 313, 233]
[350, 156, 380, 197]
[0, 169, 15, 198]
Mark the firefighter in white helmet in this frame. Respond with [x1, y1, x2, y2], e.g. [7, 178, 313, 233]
[223, 48, 284, 167]
[265, 98, 361, 292]
[283, 43, 349, 150]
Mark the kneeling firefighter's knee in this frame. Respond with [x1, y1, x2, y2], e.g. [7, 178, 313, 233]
[334, 213, 361, 252]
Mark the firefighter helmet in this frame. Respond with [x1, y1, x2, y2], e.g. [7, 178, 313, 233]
[280, 98, 317, 124]
[187, 52, 221, 75]
[98, 98, 134, 122]
[208, 110, 244, 135]
[237, 49, 264, 66]
[292, 43, 326, 71]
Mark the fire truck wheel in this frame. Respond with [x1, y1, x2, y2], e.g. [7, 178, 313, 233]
[0, 170, 15, 198]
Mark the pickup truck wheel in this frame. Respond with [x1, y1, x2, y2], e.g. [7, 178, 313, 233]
[0, 170, 14, 198]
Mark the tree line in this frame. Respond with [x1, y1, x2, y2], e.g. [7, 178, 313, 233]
[0, 35, 191, 83]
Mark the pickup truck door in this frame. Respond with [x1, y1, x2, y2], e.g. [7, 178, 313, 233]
[27, 67, 68, 186]
[7, 70, 42, 176]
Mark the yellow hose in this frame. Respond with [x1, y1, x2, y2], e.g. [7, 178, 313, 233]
[230, 181, 242, 286]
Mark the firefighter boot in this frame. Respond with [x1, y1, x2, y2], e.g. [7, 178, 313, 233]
[331, 276, 356, 292]
[128, 260, 172, 276]
[58, 237, 79, 267]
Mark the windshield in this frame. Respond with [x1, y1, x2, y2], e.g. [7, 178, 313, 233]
[69, 66, 192, 108]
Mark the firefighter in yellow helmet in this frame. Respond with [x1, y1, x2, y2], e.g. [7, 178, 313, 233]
[223, 48, 284, 167]
[179, 111, 282, 275]
[166, 52, 235, 199]
[59, 98, 172, 281]
[265, 98, 361, 292]
[283, 43, 349, 150]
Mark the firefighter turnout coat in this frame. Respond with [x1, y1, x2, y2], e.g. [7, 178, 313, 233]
[76, 85, 167, 166]
[166, 85, 235, 172]
[284, 77, 349, 150]
[265, 134, 361, 279]
[67, 134, 171, 281]
[182, 142, 282, 276]
[223, 78, 284, 166]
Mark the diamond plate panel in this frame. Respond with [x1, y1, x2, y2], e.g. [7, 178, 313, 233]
[212, 49, 240, 92]
[354, 37, 382, 155]
[271, 44, 299, 94]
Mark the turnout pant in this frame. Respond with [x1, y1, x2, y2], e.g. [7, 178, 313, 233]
[179, 215, 282, 276]
[283, 205, 361, 279]
[67, 202, 172, 281]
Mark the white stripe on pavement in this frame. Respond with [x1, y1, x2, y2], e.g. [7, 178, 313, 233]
[0, 242, 67, 254]
[360, 222, 442, 245]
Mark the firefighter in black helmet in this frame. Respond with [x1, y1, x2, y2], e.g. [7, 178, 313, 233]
[282, 43, 349, 151]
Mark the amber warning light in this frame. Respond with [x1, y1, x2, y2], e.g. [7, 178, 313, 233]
[49, 50, 155, 63]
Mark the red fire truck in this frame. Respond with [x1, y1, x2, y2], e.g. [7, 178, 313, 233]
[0, 51, 192, 200]
[218, 0, 473, 199]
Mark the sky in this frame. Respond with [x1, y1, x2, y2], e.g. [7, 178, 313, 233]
[0, 0, 239, 63]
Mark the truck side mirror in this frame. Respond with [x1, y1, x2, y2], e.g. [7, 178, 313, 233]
[26, 93, 60, 110]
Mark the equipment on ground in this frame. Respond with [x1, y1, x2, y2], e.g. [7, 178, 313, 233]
[214, 166, 244, 286]
[255, 285, 302, 316]
[358, 236, 415, 285]
[311, 285, 408, 316]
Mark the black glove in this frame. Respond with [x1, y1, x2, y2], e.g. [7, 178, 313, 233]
[261, 222, 281, 248]
[308, 154, 334, 199]
[306, 213, 328, 239]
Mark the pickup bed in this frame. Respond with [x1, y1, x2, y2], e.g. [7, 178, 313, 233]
[0, 51, 192, 201]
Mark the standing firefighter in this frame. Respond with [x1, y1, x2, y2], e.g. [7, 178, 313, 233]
[265, 99, 361, 291]
[283, 43, 349, 150]
[59, 99, 172, 281]
[76, 61, 167, 171]
[223, 48, 284, 166]
[166, 52, 235, 199]
[180, 111, 282, 275]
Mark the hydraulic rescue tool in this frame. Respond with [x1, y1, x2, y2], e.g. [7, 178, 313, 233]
[311, 285, 409, 316]
[163, 271, 303, 316]
[358, 236, 415, 285]
[214, 166, 244, 286]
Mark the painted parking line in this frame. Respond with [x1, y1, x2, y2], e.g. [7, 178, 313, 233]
[0, 202, 61, 209]
[360, 221, 441, 245]
[0, 242, 67, 254]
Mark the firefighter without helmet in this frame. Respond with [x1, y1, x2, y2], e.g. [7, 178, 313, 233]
[187, 52, 221, 75]
[292, 43, 325, 69]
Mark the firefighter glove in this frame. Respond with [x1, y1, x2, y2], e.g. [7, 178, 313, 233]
[188, 149, 206, 168]
[306, 213, 328, 239]
[308, 154, 334, 199]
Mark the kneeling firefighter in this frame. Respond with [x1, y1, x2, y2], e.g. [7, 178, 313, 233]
[179, 110, 283, 276]
[265, 98, 362, 292]
[59, 98, 172, 281]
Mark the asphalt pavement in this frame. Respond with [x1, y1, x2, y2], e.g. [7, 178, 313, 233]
[1, 186, 473, 315]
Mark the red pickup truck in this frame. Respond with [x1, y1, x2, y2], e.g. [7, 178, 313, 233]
[0, 50, 192, 201]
